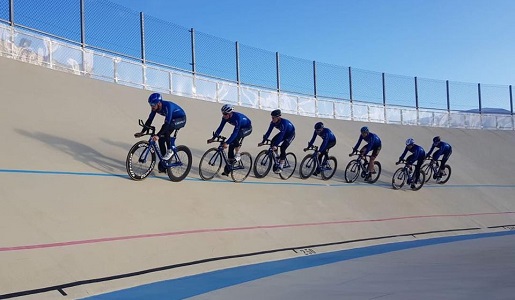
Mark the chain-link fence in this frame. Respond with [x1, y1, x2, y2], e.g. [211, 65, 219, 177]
[0, 0, 513, 118]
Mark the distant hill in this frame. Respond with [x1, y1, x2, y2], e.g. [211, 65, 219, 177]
[464, 108, 512, 115]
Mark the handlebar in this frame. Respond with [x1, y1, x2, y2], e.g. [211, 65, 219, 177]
[303, 145, 318, 152]
[208, 134, 227, 144]
[135, 119, 156, 137]
[258, 139, 272, 147]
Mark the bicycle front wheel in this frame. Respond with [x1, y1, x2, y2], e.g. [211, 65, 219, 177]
[392, 167, 406, 190]
[421, 163, 432, 183]
[366, 161, 382, 184]
[231, 152, 252, 183]
[299, 154, 316, 179]
[344, 160, 360, 183]
[253, 150, 272, 178]
[126, 141, 156, 180]
[321, 156, 337, 181]
[411, 171, 426, 191]
[199, 148, 222, 180]
[437, 165, 452, 184]
[166, 145, 192, 182]
[280, 152, 297, 180]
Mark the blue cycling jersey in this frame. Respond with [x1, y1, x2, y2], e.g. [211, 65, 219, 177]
[213, 111, 252, 144]
[426, 141, 452, 157]
[308, 128, 336, 153]
[399, 144, 426, 165]
[262, 118, 295, 146]
[145, 100, 186, 126]
[353, 132, 381, 153]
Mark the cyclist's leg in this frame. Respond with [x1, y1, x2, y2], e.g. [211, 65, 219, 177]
[440, 149, 452, 172]
[414, 156, 424, 184]
[278, 134, 295, 168]
[369, 146, 381, 173]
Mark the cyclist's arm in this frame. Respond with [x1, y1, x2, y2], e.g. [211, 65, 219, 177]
[426, 144, 435, 156]
[272, 123, 286, 147]
[399, 147, 408, 162]
[307, 131, 317, 147]
[141, 111, 157, 133]
[262, 122, 274, 142]
[353, 136, 363, 152]
[213, 118, 227, 138]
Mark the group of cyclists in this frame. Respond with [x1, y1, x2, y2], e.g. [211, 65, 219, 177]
[135, 93, 453, 184]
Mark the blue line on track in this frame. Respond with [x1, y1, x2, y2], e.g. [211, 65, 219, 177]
[81, 230, 515, 300]
[1, 169, 515, 188]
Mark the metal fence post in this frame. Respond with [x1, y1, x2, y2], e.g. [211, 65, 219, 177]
[236, 41, 241, 105]
[190, 28, 196, 75]
[414, 76, 419, 125]
[140, 12, 146, 89]
[276, 51, 280, 93]
[313, 60, 317, 98]
[9, 0, 13, 26]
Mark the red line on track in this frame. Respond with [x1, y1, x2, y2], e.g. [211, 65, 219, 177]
[1, 211, 513, 252]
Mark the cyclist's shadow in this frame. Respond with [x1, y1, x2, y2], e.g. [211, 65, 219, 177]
[16, 129, 126, 175]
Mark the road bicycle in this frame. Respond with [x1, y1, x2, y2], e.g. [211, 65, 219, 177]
[344, 152, 382, 183]
[198, 135, 252, 183]
[299, 145, 337, 180]
[421, 157, 451, 184]
[253, 139, 297, 180]
[126, 119, 192, 181]
[391, 160, 426, 191]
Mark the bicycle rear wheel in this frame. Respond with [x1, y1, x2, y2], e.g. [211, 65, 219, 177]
[299, 154, 316, 179]
[344, 160, 360, 183]
[391, 167, 406, 190]
[366, 161, 382, 184]
[199, 148, 222, 180]
[321, 156, 337, 180]
[230, 152, 252, 183]
[166, 145, 192, 182]
[126, 141, 156, 180]
[280, 152, 297, 180]
[253, 150, 272, 178]
[437, 165, 451, 184]
[421, 163, 432, 183]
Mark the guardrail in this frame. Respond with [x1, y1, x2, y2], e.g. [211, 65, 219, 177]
[1, 23, 513, 130]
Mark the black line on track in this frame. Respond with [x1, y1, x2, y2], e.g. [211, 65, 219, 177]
[0, 226, 482, 299]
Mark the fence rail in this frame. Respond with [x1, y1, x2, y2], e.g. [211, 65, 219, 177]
[0, 0, 514, 130]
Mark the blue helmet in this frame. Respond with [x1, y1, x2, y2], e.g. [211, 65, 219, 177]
[148, 93, 162, 106]
[360, 126, 369, 133]
[433, 136, 441, 145]
[406, 138, 415, 146]
[314, 122, 324, 130]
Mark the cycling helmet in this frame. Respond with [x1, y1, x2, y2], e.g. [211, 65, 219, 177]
[271, 109, 281, 117]
[433, 136, 441, 144]
[406, 138, 415, 146]
[314, 122, 324, 130]
[148, 92, 162, 106]
[360, 126, 369, 133]
[221, 104, 234, 114]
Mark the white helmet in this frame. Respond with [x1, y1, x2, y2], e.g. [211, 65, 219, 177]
[221, 104, 234, 114]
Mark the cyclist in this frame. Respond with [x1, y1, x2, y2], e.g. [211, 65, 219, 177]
[208, 104, 253, 176]
[397, 138, 426, 188]
[307, 122, 336, 176]
[258, 109, 295, 174]
[350, 126, 381, 181]
[134, 93, 186, 171]
[425, 136, 452, 177]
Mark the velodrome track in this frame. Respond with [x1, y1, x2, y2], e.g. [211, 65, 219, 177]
[0, 56, 514, 299]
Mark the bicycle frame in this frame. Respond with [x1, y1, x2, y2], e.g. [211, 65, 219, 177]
[137, 120, 182, 168]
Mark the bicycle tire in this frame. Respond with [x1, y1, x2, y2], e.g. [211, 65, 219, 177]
[253, 150, 272, 178]
[391, 167, 406, 190]
[299, 154, 316, 179]
[166, 145, 192, 182]
[344, 159, 360, 183]
[366, 161, 382, 184]
[437, 165, 452, 184]
[231, 152, 253, 183]
[199, 148, 222, 180]
[126, 141, 156, 181]
[421, 163, 432, 183]
[321, 156, 337, 181]
[411, 171, 425, 191]
[279, 152, 297, 180]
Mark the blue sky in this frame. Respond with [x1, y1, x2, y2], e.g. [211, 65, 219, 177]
[107, 0, 515, 86]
